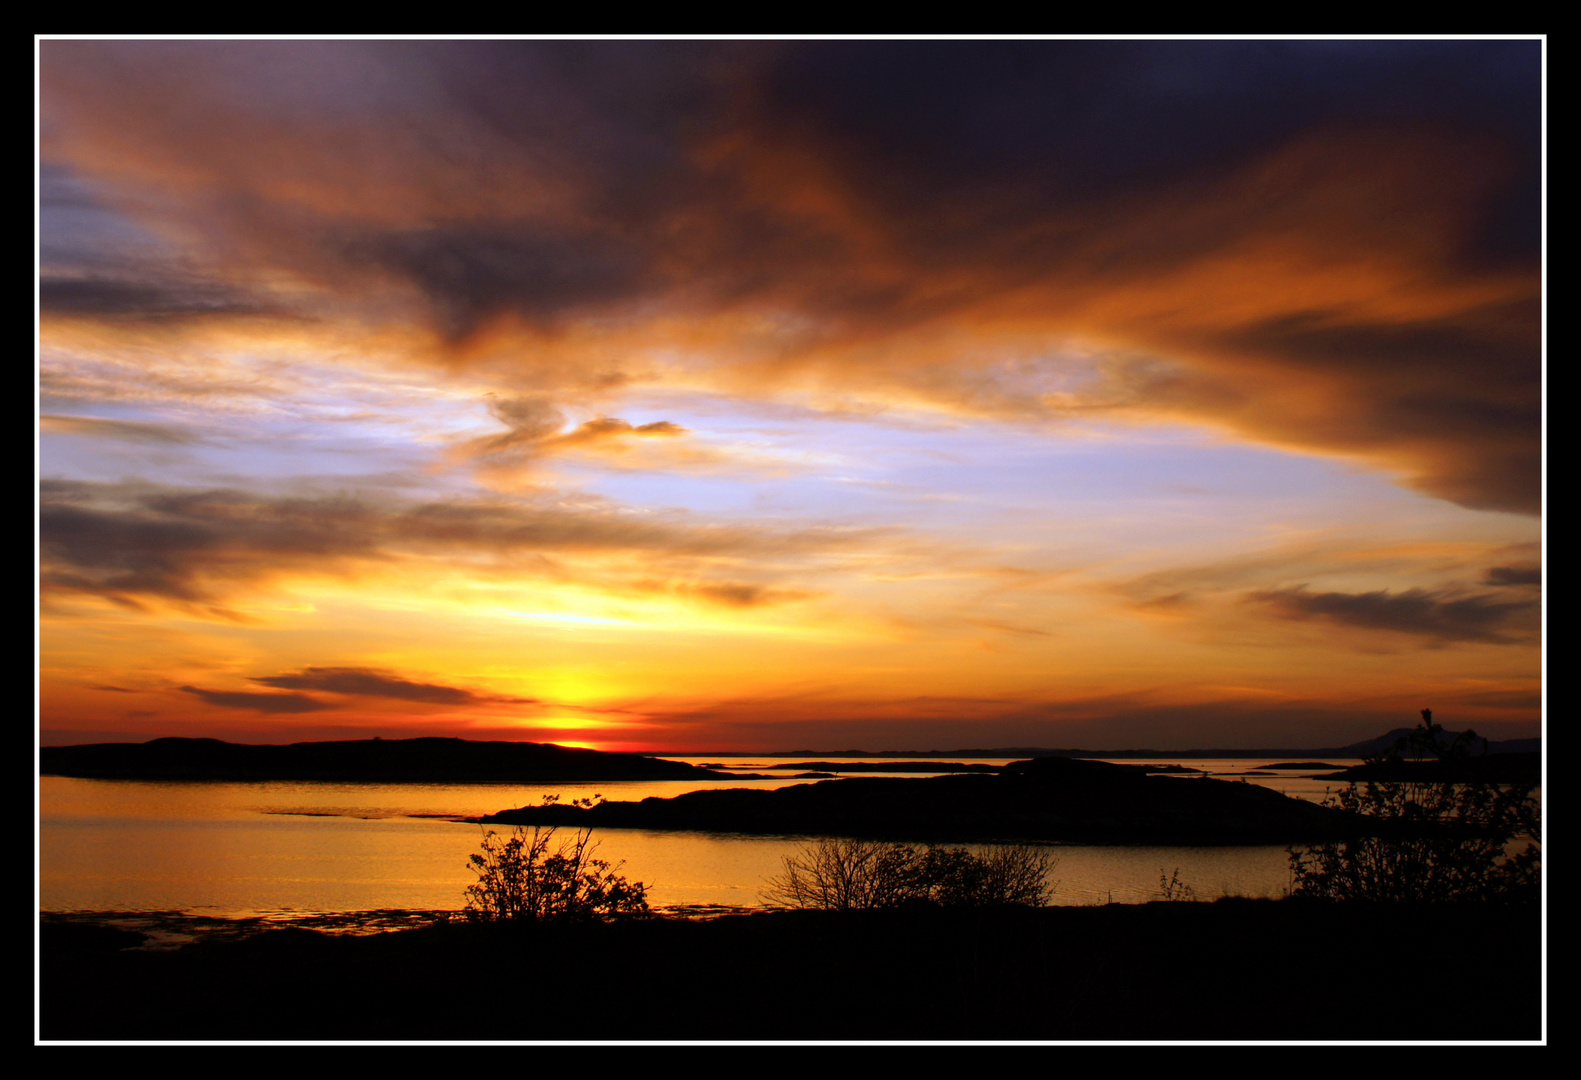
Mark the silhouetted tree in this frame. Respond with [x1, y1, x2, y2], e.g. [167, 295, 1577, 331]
[1287, 710, 1539, 902]
[763, 838, 1057, 910]
[465, 798, 649, 922]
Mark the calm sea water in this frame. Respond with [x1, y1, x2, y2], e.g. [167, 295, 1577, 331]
[37, 758, 1364, 923]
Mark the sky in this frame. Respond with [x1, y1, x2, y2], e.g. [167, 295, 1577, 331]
[36, 38, 1543, 753]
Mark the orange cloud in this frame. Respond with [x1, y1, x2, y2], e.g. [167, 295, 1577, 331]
[41, 43, 1539, 512]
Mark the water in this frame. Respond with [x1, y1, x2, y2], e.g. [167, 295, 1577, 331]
[37, 758, 1364, 925]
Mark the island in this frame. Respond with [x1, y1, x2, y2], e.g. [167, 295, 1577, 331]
[482, 756, 1368, 844]
[39, 735, 730, 783]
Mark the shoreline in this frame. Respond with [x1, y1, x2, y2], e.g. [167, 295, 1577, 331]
[40, 899, 1541, 1042]
[39, 904, 758, 950]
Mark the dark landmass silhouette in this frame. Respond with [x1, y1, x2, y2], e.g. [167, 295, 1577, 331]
[1317, 751, 1540, 785]
[39, 736, 732, 783]
[1334, 729, 1539, 759]
[483, 757, 1374, 844]
[39, 900, 1540, 1041]
[38, 729, 1539, 783]
[747, 760, 1003, 773]
[761, 729, 1539, 759]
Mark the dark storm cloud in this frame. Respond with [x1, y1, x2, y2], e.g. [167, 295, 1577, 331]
[39, 277, 278, 322]
[1484, 564, 1541, 587]
[1247, 585, 1538, 644]
[38, 39, 1541, 513]
[37, 479, 862, 609]
[725, 42, 1540, 520]
[39, 480, 378, 606]
[253, 666, 532, 705]
[179, 685, 331, 713]
[37, 39, 729, 336]
[332, 223, 651, 342]
[759, 40, 1537, 244]
[38, 38, 1540, 293]
[1203, 302, 1542, 512]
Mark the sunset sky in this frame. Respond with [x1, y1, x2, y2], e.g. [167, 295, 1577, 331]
[37, 38, 1543, 753]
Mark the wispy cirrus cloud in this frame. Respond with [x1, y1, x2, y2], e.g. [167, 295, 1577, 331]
[40, 414, 201, 445]
[37, 478, 870, 615]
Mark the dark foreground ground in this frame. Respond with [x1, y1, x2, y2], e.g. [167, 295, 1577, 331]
[39, 899, 1541, 1042]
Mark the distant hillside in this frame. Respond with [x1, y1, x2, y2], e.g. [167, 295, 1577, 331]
[762, 729, 1540, 760]
[1330, 728, 1540, 758]
[39, 736, 724, 783]
[1321, 751, 1539, 785]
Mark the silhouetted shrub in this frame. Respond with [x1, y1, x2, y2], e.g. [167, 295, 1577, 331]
[465, 819, 649, 923]
[763, 837, 1057, 910]
[1287, 710, 1540, 903]
[1158, 867, 1196, 901]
